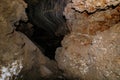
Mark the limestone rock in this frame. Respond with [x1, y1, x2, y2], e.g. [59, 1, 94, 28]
[0, 0, 59, 79]
[56, 1, 120, 80]
[56, 22, 120, 80]
[64, 5, 120, 35]
[67, 0, 120, 12]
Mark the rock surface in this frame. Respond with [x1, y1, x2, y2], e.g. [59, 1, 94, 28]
[0, 0, 27, 79]
[0, 0, 59, 80]
[56, 24, 120, 79]
[56, 1, 120, 80]
[0, 0, 120, 80]
[68, 0, 120, 12]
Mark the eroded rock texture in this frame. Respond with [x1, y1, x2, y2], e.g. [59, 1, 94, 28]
[0, 0, 120, 80]
[56, 1, 120, 80]
[69, 0, 120, 12]
[0, 0, 27, 79]
[0, 0, 59, 80]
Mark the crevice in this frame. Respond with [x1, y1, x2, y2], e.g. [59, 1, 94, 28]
[15, 21, 64, 60]
[15, 0, 69, 60]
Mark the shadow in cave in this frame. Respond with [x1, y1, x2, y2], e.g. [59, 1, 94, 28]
[31, 26, 64, 59]
[15, 20, 64, 60]
[24, 0, 68, 60]
[14, 0, 70, 79]
[16, 0, 69, 60]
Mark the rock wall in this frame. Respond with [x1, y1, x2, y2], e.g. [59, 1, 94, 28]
[67, 0, 120, 12]
[0, 0, 120, 80]
[0, 0, 59, 80]
[55, 0, 120, 80]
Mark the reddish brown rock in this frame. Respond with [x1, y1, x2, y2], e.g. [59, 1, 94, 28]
[64, 5, 120, 35]
[56, 22, 120, 80]
[56, 1, 120, 80]
[69, 0, 120, 12]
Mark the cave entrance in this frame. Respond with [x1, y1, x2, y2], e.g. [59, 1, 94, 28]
[15, 0, 68, 60]
[30, 25, 64, 59]
[15, 20, 64, 60]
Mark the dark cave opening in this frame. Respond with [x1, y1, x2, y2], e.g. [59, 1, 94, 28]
[15, 0, 69, 60]
[15, 20, 64, 60]
[31, 26, 64, 59]
[14, 0, 69, 78]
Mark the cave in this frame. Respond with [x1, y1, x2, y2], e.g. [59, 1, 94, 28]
[13, 0, 70, 80]
[15, 0, 69, 60]
[0, 0, 120, 80]
[15, 20, 65, 60]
